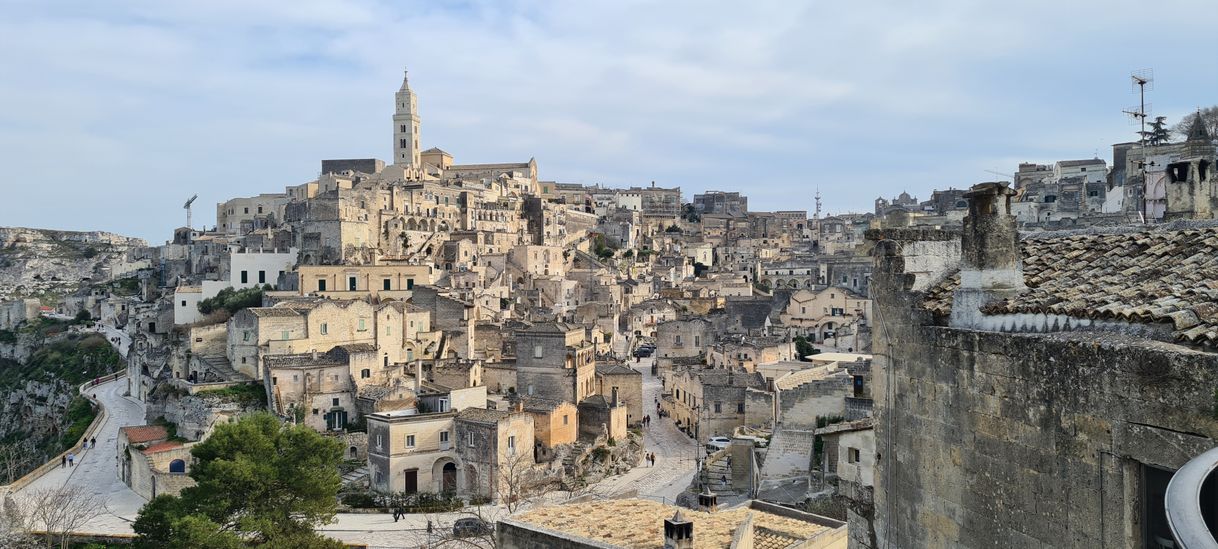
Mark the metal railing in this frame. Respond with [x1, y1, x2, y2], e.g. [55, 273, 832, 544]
[1166, 446, 1218, 549]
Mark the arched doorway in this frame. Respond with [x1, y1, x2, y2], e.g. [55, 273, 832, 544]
[442, 463, 457, 492]
[169, 459, 186, 473]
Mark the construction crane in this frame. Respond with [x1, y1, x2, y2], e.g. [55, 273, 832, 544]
[183, 194, 198, 229]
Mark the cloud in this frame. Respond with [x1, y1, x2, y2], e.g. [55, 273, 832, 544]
[0, 0, 1217, 240]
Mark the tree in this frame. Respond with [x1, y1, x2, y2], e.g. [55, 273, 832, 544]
[132, 412, 345, 548]
[1173, 107, 1218, 142]
[0, 440, 36, 484]
[793, 335, 817, 360]
[18, 487, 103, 549]
[1141, 116, 1172, 146]
[197, 286, 267, 316]
[73, 310, 91, 323]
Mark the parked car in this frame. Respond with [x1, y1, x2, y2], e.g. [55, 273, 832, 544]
[453, 517, 493, 538]
[706, 436, 731, 451]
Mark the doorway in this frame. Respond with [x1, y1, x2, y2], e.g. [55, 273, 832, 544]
[442, 462, 457, 493]
[404, 469, 418, 494]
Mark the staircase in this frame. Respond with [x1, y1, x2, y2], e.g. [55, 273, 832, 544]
[561, 441, 591, 469]
[704, 459, 738, 495]
[342, 466, 369, 487]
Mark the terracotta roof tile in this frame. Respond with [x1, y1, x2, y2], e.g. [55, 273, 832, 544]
[923, 225, 1218, 347]
[121, 425, 168, 444]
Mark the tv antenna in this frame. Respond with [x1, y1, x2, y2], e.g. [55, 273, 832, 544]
[1123, 69, 1154, 144]
[984, 169, 1014, 181]
[183, 194, 198, 229]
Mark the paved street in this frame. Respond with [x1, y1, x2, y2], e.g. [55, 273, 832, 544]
[12, 375, 148, 533]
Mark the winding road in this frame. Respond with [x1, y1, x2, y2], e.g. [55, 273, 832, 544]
[8, 344, 699, 548]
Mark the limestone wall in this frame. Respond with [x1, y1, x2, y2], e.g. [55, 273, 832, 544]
[863, 229, 1218, 548]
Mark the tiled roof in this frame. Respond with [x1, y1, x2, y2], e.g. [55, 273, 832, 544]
[924, 225, 1218, 346]
[248, 307, 301, 318]
[456, 407, 511, 424]
[595, 363, 640, 376]
[142, 441, 185, 454]
[121, 425, 168, 444]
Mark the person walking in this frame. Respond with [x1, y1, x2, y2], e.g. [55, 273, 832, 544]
[90, 437, 96, 449]
[67, 452, 74, 467]
[61, 455, 66, 468]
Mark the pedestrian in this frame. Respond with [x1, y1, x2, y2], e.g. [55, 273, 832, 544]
[726, 455, 732, 469]
[392, 506, 399, 522]
[90, 437, 96, 449]
[67, 453, 74, 467]
[721, 474, 728, 486]
[61, 455, 66, 468]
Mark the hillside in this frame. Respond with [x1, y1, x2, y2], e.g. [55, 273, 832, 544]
[0, 227, 148, 300]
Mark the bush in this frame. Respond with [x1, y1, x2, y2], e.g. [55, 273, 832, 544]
[0, 329, 16, 344]
[341, 492, 377, 508]
[74, 310, 92, 323]
[197, 285, 267, 315]
[194, 383, 267, 407]
[60, 396, 96, 451]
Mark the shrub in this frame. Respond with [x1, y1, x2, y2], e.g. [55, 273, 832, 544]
[197, 286, 267, 315]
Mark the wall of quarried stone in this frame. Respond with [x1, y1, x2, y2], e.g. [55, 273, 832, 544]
[862, 228, 1218, 548]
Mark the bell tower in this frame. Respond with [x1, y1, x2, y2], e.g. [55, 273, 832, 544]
[393, 69, 421, 167]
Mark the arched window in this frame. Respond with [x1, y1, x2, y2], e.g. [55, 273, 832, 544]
[169, 459, 186, 474]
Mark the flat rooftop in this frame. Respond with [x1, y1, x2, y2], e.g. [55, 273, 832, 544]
[511, 498, 830, 548]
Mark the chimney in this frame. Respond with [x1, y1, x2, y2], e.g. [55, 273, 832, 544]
[951, 182, 1027, 330]
[611, 386, 619, 407]
[698, 487, 719, 512]
[513, 398, 524, 413]
[663, 510, 694, 549]
[414, 360, 423, 393]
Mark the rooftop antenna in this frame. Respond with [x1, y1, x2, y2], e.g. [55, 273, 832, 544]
[984, 169, 1014, 181]
[183, 194, 198, 229]
[814, 188, 822, 221]
[1122, 69, 1154, 223]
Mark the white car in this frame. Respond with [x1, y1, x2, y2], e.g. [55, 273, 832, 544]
[706, 436, 731, 451]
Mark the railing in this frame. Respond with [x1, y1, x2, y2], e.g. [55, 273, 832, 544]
[1166, 446, 1218, 549]
[2, 371, 125, 493]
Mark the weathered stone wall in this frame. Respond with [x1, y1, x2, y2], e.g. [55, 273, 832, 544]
[744, 387, 774, 429]
[775, 375, 850, 429]
[863, 229, 1218, 548]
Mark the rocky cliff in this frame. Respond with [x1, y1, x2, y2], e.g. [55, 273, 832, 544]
[0, 227, 148, 300]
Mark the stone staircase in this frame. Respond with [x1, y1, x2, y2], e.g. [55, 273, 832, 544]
[341, 466, 369, 487]
[704, 459, 738, 495]
[561, 440, 591, 469]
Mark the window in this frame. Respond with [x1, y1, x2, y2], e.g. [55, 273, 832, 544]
[332, 398, 340, 406]
[383, 279, 391, 291]
[271, 376, 277, 385]
[257, 206, 263, 214]
[281, 330, 289, 340]
[258, 271, 266, 284]
[467, 432, 475, 447]
[675, 335, 682, 345]
[240, 271, 248, 284]
[361, 369, 370, 379]
[714, 401, 722, 413]
[848, 447, 860, 464]
[563, 414, 569, 425]
[348, 276, 357, 291]
[243, 207, 249, 214]
[527, 385, 535, 396]
[400, 124, 406, 133]
[406, 435, 415, 448]
[400, 138, 407, 148]
[406, 279, 414, 290]
[737, 402, 745, 413]
[320, 323, 328, 335]
[312, 408, 319, 415]
[533, 345, 544, 359]
[358, 319, 366, 331]
[507, 436, 516, 450]
[181, 300, 187, 307]
[318, 279, 327, 292]
[440, 431, 449, 443]
[386, 325, 392, 335]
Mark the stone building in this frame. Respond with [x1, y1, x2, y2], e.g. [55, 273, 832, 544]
[454, 407, 537, 502]
[594, 363, 643, 426]
[514, 322, 596, 403]
[777, 287, 871, 346]
[857, 181, 1218, 547]
[663, 367, 766, 444]
[117, 425, 194, 500]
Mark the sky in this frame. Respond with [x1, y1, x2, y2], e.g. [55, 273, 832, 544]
[1, 0, 1216, 241]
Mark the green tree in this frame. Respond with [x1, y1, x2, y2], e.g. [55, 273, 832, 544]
[794, 335, 817, 360]
[132, 413, 345, 548]
[197, 286, 267, 316]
